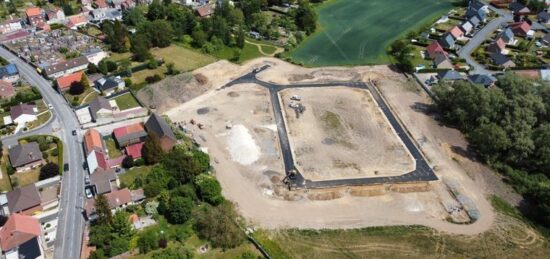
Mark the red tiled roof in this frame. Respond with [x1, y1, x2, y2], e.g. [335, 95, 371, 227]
[93, 150, 108, 170]
[0, 80, 14, 99]
[125, 142, 144, 159]
[0, 214, 41, 251]
[105, 188, 132, 208]
[84, 129, 104, 154]
[196, 5, 213, 17]
[95, 0, 109, 9]
[449, 26, 464, 39]
[113, 123, 145, 139]
[56, 71, 83, 90]
[511, 21, 531, 35]
[25, 7, 41, 17]
[426, 41, 448, 59]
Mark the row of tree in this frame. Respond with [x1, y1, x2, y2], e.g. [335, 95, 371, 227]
[432, 73, 550, 227]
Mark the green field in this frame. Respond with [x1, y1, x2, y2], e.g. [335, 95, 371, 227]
[289, 0, 455, 66]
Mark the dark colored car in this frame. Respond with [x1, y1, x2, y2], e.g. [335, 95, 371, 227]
[64, 163, 69, 172]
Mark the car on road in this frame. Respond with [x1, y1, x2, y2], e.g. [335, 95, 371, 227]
[84, 175, 90, 185]
[85, 188, 93, 199]
[48, 104, 53, 110]
[64, 163, 69, 172]
[72, 130, 77, 136]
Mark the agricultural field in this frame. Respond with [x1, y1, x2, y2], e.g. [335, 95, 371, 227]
[289, 0, 454, 66]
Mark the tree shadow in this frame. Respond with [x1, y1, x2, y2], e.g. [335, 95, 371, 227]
[450, 145, 479, 162]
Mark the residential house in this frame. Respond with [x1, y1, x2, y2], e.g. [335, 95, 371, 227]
[120, 0, 136, 9]
[55, 71, 83, 92]
[83, 48, 108, 65]
[449, 26, 464, 39]
[6, 185, 42, 215]
[43, 56, 88, 79]
[466, 0, 489, 21]
[8, 143, 44, 173]
[145, 113, 177, 152]
[94, 76, 125, 96]
[433, 52, 453, 69]
[439, 33, 456, 49]
[65, 14, 89, 30]
[0, 80, 15, 99]
[10, 103, 38, 126]
[195, 5, 213, 17]
[86, 150, 108, 174]
[25, 7, 44, 26]
[0, 214, 44, 259]
[490, 52, 516, 68]
[468, 74, 497, 87]
[111, 0, 125, 9]
[0, 64, 20, 83]
[509, 2, 530, 14]
[94, 0, 109, 8]
[113, 123, 147, 147]
[90, 168, 119, 196]
[499, 27, 516, 45]
[510, 21, 533, 38]
[84, 188, 134, 220]
[460, 21, 474, 35]
[46, 8, 66, 24]
[130, 189, 145, 204]
[426, 41, 447, 59]
[90, 8, 122, 23]
[84, 128, 105, 154]
[89, 96, 113, 122]
[437, 70, 463, 81]
[125, 142, 144, 159]
[487, 38, 507, 53]
[538, 11, 550, 24]
[0, 19, 22, 35]
[468, 15, 481, 28]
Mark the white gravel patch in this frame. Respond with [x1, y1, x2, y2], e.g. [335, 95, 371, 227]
[227, 124, 260, 165]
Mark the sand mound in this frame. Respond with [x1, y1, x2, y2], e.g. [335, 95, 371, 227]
[227, 124, 260, 165]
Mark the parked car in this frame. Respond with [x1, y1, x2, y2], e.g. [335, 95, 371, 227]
[63, 163, 69, 172]
[85, 188, 93, 199]
[72, 130, 77, 136]
[48, 104, 53, 110]
[85, 175, 90, 185]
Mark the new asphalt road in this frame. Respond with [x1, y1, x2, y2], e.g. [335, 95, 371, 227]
[223, 67, 438, 189]
[0, 47, 85, 259]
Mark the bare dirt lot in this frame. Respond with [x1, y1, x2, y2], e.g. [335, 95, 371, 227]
[165, 57, 501, 235]
[280, 87, 414, 181]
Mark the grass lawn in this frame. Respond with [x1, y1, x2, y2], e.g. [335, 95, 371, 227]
[289, 0, 455, 66]
[104, 137, 123, 158]
[63, 87, 98, 107]
[119, 166, 151, 188]
[27, 99, 51, 130]
[114, 93, 141, 110]
[110, 52, 132, 62]
[10, 169, 40, 188]
[130, 66, 167, 85]
[151, 45, 217, 72]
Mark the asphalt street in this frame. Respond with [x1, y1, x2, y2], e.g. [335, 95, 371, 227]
[223, 68, 438, 189]
[0, 47, 85, 259]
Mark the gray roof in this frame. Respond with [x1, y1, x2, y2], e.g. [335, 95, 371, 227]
[433, 52, 450, 65]
[468, 15, 481, 27]
[145, 113, 176, 141]
[468, 74, 497, 86]
[95, 77, 122, 91]
[490, 52, 513, 66]
[509, 2, 528, 13]
[7, 184, 41, 213]
[8, 142, 43, 168]
[538, 11, 550, 22]
[437, 70, 463, 80]
[89, 96, 111, 121]
[10, 103, 36, 120]
[90, 168, 117, 195]
[439, 33, 455, 48]
[499, 28, 514, 43]
[44, 56, 88, 77]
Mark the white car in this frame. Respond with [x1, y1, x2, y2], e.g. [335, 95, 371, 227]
[290, 95, 301, 101]
[48, 104, 53, 110]
[85, 188, 93, 199]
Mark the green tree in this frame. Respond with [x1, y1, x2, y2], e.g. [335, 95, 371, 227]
[194, 202, 245, 248]
[192, 29, 208, 48]
[236, 29, 246, 48]
[137, 230, 159, 254]
[165, 196, 194, 224]
[142, 132, 165, 164]
[194, 174, 223, 205]
[130, 33, 151, 62]
[110, 211, 134, 239]
[294, 0, 317, 34]
[162, 148, 200, 183]
[123, 8, 147, 26]
[95, 194, 112, 225]
[147, 0, 165, 20]
[39, 163, 59, 180]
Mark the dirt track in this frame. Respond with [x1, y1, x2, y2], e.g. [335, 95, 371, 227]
[165, 58, 497, 235]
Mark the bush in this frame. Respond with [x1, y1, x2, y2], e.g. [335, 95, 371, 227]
[165, 196, 193, 224]
[137, 232, 158, 254]
[40, 163, 59, 180]
[144, 182, 163, 198]
[194, 174, 223, 205]
[145, 74, 162, 84]
[194, 202, 245, 248]
[134, 158, 145, 166]
[69, 82, 85, 95]
[122, 156, 134, 169]
[51, 148, 59, 156]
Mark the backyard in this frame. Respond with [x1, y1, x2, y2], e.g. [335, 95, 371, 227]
[288, 0, 455, 66]
[151, 45, 217, 72]
[114, 93, 141, 110]
[104, 137, 123, 158]
[119, 165, 151, 189]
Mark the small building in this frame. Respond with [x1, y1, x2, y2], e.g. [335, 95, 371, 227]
[509, 2, 530, 14]
[487, 38, 507, 53]
[90, 168, 118, 196]
[437, 70, 463, 81]
[426, 41, 447, 59]
[0, 19, 23, 35]
[55, 71, 84, 92]
[94, 0, 109, 8]
[0, 213, 45, 259]
[94, 76, 125, 96]
[8, 143, 44, 173]
[86, 150, 109, 174]
[466, 0, 489, 21]
[25, 7, 44, 26]
[43, 56, 88, 79]
[468, 74, 497, 87]
[90, 8, 123, 23]
[490, 52, 516, 68]
[5, 185, 42, 215]
[0, 80, 15, 99]
[499, 27, 516, 45]
[89, 96, 113, 122]
[433, 52, 453, 69]
[439, 33, 455, 49]
[84, 188, 133, 220]
[83, 128, 105, 154]
[195, 5, 213, 17]
[0, 64, 20, 83]
[468, 15, 481, 28]
[125, 142, 144, 159]
[46, 8, 66, 24]
[460, 21, 474, 35]
[83, 48, 108, 66]
[537, 11, 550, 24]
[510, 21, 532, 38]
[449, 25, 464, 39]
[113, 123, 147, 147]
[144, 113, 177, 152]
[65, 14, 89, 30]
[10, 103, 37, 126]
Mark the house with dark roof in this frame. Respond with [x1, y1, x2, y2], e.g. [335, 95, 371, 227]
[90, 168, 119, 196]
[0, 80, 15, 99]
[0, 64, 19, 83]
[6, 185, 42, 215]
[468, 15, 481, 28]
[10, 103, 37, 126]
[490, 52, 516, 68]
[88, 96, 113, 122]
[437, 70, 463, 81]
[433, 52, 453, 69]
[538, 11, 550, 24]
[499, 27, 516, 45]
[84, 188, 134, 221]
[510, 21, 532, 38]
[94, 76, 125, 96]
[145, 113, 177, 152]
[509, 2, 530, 14]
[466, 0, 488, 21]
[43, 56, 88, 79]
[439, 33, 456, 49]
[468, 74, 497, 87]
[487, 38, 507, 54]
[0, 213, 44, 259]
[113, 123, 147, 147]
[8, 143, 44, 173]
